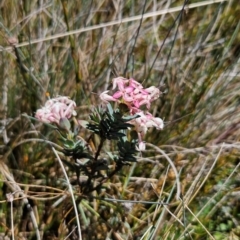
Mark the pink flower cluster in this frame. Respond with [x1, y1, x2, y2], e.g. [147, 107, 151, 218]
[100, 77, 164, 150]
[100, 77, 160, 114]
[35, 96, 77, 125]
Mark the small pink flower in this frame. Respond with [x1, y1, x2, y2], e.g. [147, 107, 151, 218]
[137, 141, 146, 151]
[112, 77, 129, 91]
[145, 86, 160, 101]
[35, 96, 76, 125]
[112, 91, 123, 99]
[151, 117, 164, 130]
[35, 107, 51, 123]
[132, 99, 140, 108]
[122, 93, 134, 102]
[100, 91, 118, 103]
[112, 86, 135, 100]
[129, 78, 143, 89]
[129, 106, 141, 115]
[129, 111, 164, 137]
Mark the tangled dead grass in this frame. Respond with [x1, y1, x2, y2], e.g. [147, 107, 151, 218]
[0, 0, 240, 239]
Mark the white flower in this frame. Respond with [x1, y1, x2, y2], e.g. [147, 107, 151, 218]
[35, 96, 76, 125]
[136, 141, 146, 151]
[129, 111, 164, 136]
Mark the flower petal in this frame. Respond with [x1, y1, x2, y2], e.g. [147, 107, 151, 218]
[100, 91, 118, 102]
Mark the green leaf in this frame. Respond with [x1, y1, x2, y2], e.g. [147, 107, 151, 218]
[107, 103, 113, 115]
[59, 117, 71, 131]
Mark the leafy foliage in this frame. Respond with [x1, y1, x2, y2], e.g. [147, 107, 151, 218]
[117, 137, 138, 163]
[62, 139, 93, 160]
[86, 103, 138, 140]
[55, 102, 139, 198]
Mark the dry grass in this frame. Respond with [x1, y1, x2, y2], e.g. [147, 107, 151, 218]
[0, 0, 240, 239]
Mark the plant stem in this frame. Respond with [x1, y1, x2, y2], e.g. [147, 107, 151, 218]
[94, 138, 105, 161]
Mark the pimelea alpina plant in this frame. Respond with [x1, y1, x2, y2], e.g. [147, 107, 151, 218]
[34, 79, 164, 239]
[35, 78, 163, 194]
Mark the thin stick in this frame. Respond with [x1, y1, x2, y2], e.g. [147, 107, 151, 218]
[51, 147, 82, 240]
[146, 143, 181, 200]
[11, 199, 14, 240]
[6, 193, 15, 240]
[184, 205, 215, 240]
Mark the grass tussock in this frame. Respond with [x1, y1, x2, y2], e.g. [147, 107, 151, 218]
[0, 0, 240, 239]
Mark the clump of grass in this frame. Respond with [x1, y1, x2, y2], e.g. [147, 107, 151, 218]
[0, 0, 240, 239]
